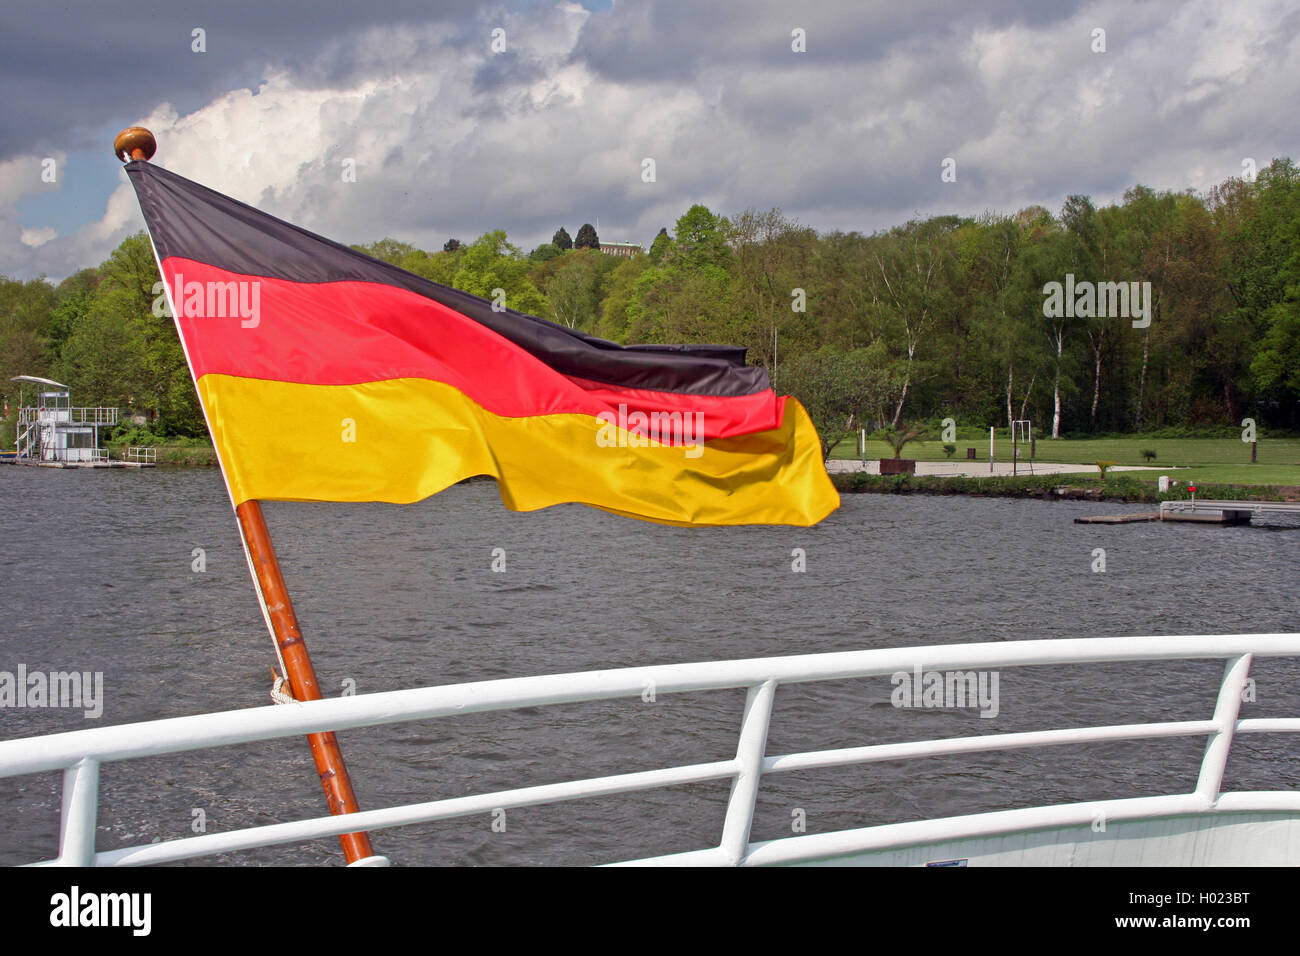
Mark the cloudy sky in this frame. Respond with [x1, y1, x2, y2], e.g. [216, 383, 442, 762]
[3, 0, 1298, 281]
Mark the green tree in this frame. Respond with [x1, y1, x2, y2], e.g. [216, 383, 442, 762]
[105, 233, 202, 434]
[1252, 306, 1300, 395]
[863, 217, 961, 426]
[552, 227, 572, 251]
[625, 204, 746, 345]
[574, 223, 599, 250]
[874, 422, 930, 459]
[728, 208, 818, 379]
[49, 269, 100, 362]
[529, 242, 563, 263]
[545, 250, 612, 331]
[54, 298, 140, 414]
[400, 247, 460, 286]
[1215, 159, 1300, 419]
[595, 255, 651, 342]
[779, 344, 897, 457]
[666, 205, 731, 271]
[0, 275, 57, 390]
[1012, 216, 1077, 437]
[954, 214, 1038, 428]
[352, 238, 418, 264]
[648, 227, 672, 263]
[452, 230, 548, 316]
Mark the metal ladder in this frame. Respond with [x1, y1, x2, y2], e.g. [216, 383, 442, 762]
[15, 419, 38, 459]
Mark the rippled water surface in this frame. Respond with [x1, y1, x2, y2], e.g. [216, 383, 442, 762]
[1, 466, 1298, 865]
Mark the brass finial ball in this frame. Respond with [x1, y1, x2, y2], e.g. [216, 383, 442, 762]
[114, 127, 156, 162]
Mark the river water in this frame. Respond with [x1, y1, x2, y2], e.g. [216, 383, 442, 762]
[1, 466, 1297, 865]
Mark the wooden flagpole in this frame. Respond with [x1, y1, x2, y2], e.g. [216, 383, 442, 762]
[115, 127, 377, 864]
[236, 501, 376, 863]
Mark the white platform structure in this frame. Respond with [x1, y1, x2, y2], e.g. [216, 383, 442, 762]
[2, 633, 1297, 867]
[11, 375, 117, 464]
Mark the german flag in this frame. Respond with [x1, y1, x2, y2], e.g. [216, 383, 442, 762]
[125, 161, 838, 526]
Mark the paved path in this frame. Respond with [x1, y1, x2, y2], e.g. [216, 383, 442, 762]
[825, 459, 1169, 478]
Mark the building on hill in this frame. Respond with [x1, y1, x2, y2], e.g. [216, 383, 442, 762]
[599, 241, 644, 258]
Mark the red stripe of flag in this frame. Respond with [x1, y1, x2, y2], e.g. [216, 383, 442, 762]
[162, 257, 783, 441]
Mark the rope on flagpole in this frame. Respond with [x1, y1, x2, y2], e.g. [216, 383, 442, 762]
[270, 672, 297, 705]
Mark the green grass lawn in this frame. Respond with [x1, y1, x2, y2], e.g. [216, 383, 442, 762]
[828, 436, 1300, 488]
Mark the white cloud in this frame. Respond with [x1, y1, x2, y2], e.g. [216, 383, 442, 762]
[20, 227, 56, 248]
[3, 0, 1299, 281]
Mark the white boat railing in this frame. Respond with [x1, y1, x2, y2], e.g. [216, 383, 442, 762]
[2, 633, 1298, 867]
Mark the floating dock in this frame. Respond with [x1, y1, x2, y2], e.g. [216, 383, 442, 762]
[1162, 499, 1300, 524]
[0, 458, 152, 469]
[1076, 500, 1300, 525]
[1074, 513, 1158, 524]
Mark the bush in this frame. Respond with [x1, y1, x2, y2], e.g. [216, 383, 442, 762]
[1045, 425, 1296, 441]
[110, 423, 168, 445]
[875, 423, 929, 459]
[1140, 448, 1157, 462]
[942, 443, 957, 459]
[109, 424, 209, 448]
[1157, 482, 1279, 502]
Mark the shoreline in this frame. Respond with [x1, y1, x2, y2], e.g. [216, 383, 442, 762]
[830, 471, 1299, 505]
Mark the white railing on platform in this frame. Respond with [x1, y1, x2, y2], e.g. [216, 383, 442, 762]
[18, 406, 119, 426]
[2, 633, 1298, 867]
[124, 446, 157, 464]
[44, 448, 110, 464]
[1160, 498, 1300, 519]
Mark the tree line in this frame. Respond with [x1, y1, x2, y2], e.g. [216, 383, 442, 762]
[2, 159, 1297, 454]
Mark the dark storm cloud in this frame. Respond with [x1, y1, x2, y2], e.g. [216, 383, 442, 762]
[473, 49, 549, 93]
[571, 0, 1090, 80]
[0, 0, 487, 160]
[5, 0, 1300, 282]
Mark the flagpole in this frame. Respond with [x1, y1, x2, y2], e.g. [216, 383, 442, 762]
[114, 127, 379, 865]
[236, 501, 376, 864]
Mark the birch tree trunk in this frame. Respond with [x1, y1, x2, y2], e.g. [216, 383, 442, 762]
[1006, 364, 1015, 429]
[1135, 329, 1150, 430]
[1088, 330, 1103, 428]
[891, 346, 915, 427]
[1051, 327, 1064, 438]
[1019, 374, 1036, 421]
